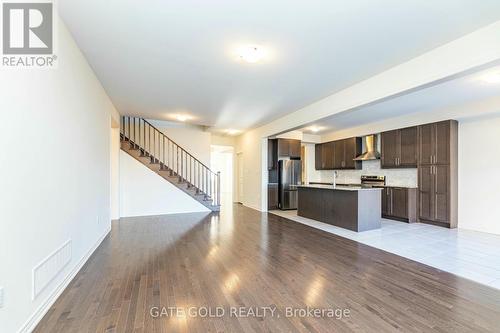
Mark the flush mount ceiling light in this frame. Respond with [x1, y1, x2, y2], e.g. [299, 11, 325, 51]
[226, 129, 241, 136]
[175, 114, 192, 122]
[308, 126, 323, 133]
[479, 70, 500, 84]
[237, 45, 265, 64]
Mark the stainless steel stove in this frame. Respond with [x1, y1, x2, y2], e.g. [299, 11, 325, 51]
[360, 175, 386, 187]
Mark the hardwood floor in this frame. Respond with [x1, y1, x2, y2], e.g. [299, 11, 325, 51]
[35, 204, 500, 332]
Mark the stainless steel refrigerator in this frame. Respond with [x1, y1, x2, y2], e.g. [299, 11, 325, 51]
[278, 159, 302, 210]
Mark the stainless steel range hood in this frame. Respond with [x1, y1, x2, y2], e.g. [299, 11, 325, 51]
[354, 134, 380, 161]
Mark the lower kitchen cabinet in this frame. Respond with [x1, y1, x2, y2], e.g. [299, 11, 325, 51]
[268, 184, 278, 210]
[382, 187, 417, 223]
[418, 165, 451, 226]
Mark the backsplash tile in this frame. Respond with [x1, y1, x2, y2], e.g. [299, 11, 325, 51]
[319, 160, 418, 188]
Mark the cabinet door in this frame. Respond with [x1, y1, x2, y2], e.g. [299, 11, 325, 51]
[434, 121, 450, 165]
[315, 144, 323, 170]
[434, 165, 449, 223]
[391, 188, 408, 219]
[399, 126, 418, 167]
[298, 189, 323, 221]
[268, 184, 278, 210]
[418, 124, 434, 165]
[289, 140, 301, 158]
[381, 188, 391, 216]
[381, 130, 398, 168]
[268, 139, 277, 170]
[418, 166, 433, 221]
[333, 140, 345, 169]
[277, 139, 289, 157]
[323, 142, 334, 169]
[343, 138, 358, 169]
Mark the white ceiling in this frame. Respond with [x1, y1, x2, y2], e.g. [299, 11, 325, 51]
[299, 65, 500, 135]
[60, 0, 500, 131]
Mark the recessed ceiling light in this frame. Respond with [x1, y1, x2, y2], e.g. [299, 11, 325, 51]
[237, 45, 265, 63]
[479, 70, 500, 84]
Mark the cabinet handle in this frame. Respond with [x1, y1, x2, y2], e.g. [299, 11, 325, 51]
[430, 156, 433, 164]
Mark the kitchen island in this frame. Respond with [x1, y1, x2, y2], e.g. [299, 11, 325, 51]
[297, 184, 382, 232]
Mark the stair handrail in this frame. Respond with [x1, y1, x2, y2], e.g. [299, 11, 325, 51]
[121, 116, 221, 207]
[141, 118, 218, 176]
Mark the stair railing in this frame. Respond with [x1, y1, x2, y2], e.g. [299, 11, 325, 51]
[120, 116, 221, 207]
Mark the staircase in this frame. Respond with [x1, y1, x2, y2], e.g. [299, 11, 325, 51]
[120, 116, 221, 211]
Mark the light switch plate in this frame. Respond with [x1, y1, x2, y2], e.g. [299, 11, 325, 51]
[0, 287, 4, 308]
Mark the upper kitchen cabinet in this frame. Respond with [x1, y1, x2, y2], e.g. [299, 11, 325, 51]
[418, 121, 451, 165]
[381, 126, 417, 168]
[342, 137, 362, 169]
[316, 137, 361, 170]
[315, 142, 334, 170]
[278, 139, 301, 158]
[316, 137, 363, 170]
[268, 139, 278, 170]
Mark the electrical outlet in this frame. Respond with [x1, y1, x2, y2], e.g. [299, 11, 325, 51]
[0, 287, 4, 308]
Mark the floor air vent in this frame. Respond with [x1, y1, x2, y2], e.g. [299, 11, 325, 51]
[32, 239, 72, 299]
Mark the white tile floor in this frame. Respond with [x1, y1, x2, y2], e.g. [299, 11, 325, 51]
[270, 209, 500, 290]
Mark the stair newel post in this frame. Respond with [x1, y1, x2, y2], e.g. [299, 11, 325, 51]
[209, 172, 212, 201]
[132, 117, 135, 147]
[217, 171, 221, 206]
[195, 162, 198, 193]
[162, 135, 165, 170]
[127, 116, 130, 141]
[183, 151, 185, 181]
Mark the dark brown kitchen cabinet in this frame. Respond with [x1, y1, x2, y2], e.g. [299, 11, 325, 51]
[323, 142, 334, 169]
[315, 138, 361, 170]
[268, 183, 278, 210]
[381, 130, 398, 168]
[333, 137, 362, 170]
[381, 187, 417, 222]
[315, 144, 323, 170]
[343, 137, 361, 169]
[267, 139, 277, 170]
[277, 139, 301, 158]
[399, 127, 418, 166]
[314, 142, 334, 170]
[418, 165, 451, 225]
[417, 120, 457, 228]
[418, 121, 450, 165]
[381, 126, 417, 168]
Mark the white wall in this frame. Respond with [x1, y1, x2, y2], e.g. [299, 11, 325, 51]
[0, 18, 120, 333]
[119, 151, 209, 217]
[152, 121, 212, 167]
[459, 114, 500, 235]
[302, 143, 322, 184]
[110, 126, 121, 220]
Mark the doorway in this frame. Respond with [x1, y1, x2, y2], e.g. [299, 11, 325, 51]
[237, 152, 244, 204]
[210, 145, 234, 205]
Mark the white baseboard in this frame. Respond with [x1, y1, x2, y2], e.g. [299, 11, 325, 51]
[243, 202, 264, 212]
[18, 226, 111, 333]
